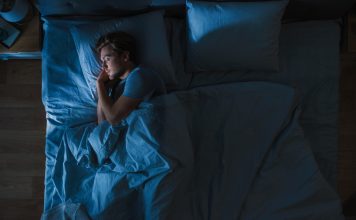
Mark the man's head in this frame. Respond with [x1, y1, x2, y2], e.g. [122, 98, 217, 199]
[95, 31, 137, 80]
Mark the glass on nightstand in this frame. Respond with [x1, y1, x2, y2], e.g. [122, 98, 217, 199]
[0, 18, 21, 48]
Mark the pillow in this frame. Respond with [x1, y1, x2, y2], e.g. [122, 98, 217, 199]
[36, 0, 151, 16]
[186, 0, 288, 72]
[70, 11, 177, 96]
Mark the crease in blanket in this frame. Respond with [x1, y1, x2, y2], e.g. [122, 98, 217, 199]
[41, 200, 91, 220]
[47, 102, 176, 219]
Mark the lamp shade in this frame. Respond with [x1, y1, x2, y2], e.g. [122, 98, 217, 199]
[0, 0, 29, 23]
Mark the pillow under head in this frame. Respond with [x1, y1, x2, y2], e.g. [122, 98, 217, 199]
[186, 0, 289, 73]
[70, 11, 177, 97]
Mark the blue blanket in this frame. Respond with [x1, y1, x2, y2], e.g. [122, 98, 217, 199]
[42, 82, 343, 220]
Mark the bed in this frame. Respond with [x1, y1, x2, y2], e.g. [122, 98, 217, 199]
[36, 0, 355, 219]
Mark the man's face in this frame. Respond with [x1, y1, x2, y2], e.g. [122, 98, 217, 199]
[100, 44, 125, 80]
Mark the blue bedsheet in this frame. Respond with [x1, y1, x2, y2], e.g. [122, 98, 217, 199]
[41, 82, 343, 220]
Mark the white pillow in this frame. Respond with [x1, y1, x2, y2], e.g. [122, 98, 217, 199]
[70, 11, 177, 96]
[186, 0, 288, 72]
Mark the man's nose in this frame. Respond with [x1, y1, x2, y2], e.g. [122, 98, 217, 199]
[102, 62, 108, 69]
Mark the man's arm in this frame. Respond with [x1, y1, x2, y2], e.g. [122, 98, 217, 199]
[97, 80, 141, 125]
[97, 104, 106, 124]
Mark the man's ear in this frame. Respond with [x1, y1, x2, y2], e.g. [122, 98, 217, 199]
[123, 51, 130, 62]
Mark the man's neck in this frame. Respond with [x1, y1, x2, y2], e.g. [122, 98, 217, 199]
[119, 62, 137, 80]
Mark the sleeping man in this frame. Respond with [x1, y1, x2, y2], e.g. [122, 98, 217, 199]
[95, 31, 166, 125]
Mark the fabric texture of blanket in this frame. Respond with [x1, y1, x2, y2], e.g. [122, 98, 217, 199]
[41, 82, 343, 220]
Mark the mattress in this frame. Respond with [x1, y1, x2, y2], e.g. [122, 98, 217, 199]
[41, 15, 342, 218]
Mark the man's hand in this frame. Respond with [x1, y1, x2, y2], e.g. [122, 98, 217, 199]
[97, 69, 110, 84]
[97, 69, 109, 124]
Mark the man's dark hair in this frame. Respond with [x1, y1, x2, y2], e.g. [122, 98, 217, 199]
[95, 31, 137, 64]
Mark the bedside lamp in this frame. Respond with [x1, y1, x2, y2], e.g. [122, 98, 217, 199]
[0, 0, 32, 24]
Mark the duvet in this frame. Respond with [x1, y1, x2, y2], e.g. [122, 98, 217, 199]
[42, 82, 343, 220]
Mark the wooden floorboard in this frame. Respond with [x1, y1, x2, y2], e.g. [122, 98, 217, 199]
[0, 130, 45, 154]
[0, 60, 41, 85]
[0, 84, 42, 108]
[0, 107, 45, 130]
[0, 60, 44, 220]
[0, 153, 45, 177]
[0, 176, 33, 200]
[338, 50, 356, 205]
[0, 199, 44, 220]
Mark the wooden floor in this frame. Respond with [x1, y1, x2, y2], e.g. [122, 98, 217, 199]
[0, 60, 45, 220]
[339, 52, 356, 208]
[0, 52, 355, 219]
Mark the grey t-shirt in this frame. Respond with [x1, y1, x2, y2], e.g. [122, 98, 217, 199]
[108, 66, 166, 102]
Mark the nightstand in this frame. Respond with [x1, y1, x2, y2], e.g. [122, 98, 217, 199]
[344, 192, 356, 219]
[346, 4, 356, 52]
[0, 6, 41, 60]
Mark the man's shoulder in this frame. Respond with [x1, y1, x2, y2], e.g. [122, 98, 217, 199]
[129, 66, 158, 80]
[132, 65, 156, 75]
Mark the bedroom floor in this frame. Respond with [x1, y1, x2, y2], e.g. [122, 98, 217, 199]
[0, 56, 355, 218]
[0, 60, 45, 219]
[339, 52, 356, 217]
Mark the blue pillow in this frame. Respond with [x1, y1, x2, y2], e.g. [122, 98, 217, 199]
[186, 0, 288, 72]
[36, 0, 151, 16]
[70, 11, 177, 96]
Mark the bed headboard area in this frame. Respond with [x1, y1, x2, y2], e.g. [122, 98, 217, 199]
[35, 0, 356, 20]
[34, 0, 151, 17]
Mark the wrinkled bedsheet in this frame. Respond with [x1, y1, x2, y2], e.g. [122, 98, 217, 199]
[41, 82, 343, 220]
